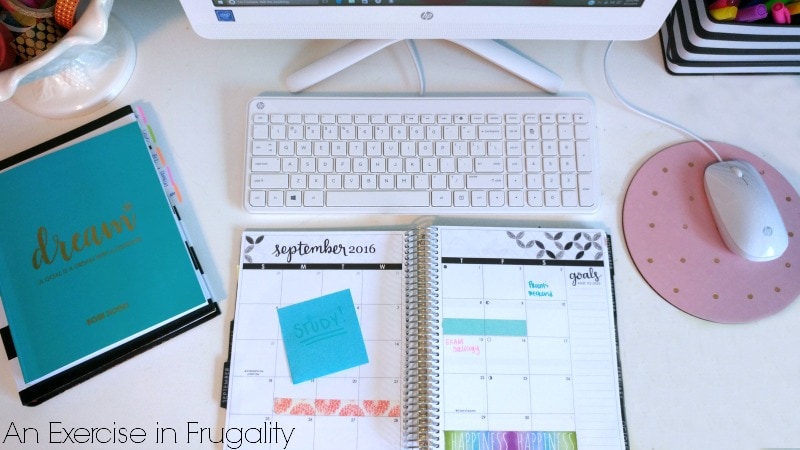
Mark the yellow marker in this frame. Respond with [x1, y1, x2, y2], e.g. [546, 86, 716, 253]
[709, 5, 739, 20]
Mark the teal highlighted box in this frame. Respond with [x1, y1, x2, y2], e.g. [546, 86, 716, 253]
[442, 318, 527, 337]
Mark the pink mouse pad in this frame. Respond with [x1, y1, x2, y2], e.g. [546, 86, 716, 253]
[622, 141, 800, 323]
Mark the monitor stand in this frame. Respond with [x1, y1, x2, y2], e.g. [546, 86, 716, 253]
[285, 39, 563, 94]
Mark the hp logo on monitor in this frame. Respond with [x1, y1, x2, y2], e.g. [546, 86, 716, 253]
[420, 11, 434, 20]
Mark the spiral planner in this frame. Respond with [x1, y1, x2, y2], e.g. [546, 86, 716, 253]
[224, 226, 625, 450]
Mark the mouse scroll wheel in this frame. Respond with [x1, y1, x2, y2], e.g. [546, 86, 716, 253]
[732, 166, 744, 178]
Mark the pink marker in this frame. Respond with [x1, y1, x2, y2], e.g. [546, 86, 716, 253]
[772, 2, 791, 23]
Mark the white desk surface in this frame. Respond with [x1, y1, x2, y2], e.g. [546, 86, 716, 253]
[1, 1, 799, 448]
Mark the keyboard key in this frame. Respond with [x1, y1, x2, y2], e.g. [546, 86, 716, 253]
[354, 158, 369, 173]
[505, 125, 522, 140]
[326, 175, 342, 189]
[508, 174, 524, 189]
[251, 174, 289, 189]
[252, 124, 269, 139]
[474, 158, 503, 173]
[397, 175, 412, 189]
[286, 191, 301, 206]
[528, 191, 543, 207]
[509, 191, 524, 207]
[290, 174, 307, 189]
[541, 124, 557, 139]
[467, 175, 504, 189]
[252, 157, 280, 172]
[471, 191, 487, 207]
[489, 191, 505, 207]
[252, 140, 276, 156]
[308, 174, 324, 189]
[362, 174, 377, 189]
[327, 191, 430, 207]
[249, 190, 266, 207]
[432, 191, 451, 207]
[579, 173, 595, 207]
[413, 174, 429, 189]
[527, 173, 543, 189]
[318, 158, 333, 173]
[577, 141, 593, 172]
[305, 125, 321, 140]
[344, 174, 359, 189]
[304, 191, 323, 206]
[562, 173, 577, 189]
[270, 124, 286, 139]
[379, 175, 394, 189]
[558, 124, 574, 139]
[562, 190, 578, 207]
[454, 191, 469, 206]
[545, 191, 561, 207]
[268, 191, 284, 207]
[478, 125, 503, 140]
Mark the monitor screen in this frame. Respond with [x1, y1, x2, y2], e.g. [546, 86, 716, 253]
[179, 0, 676, 41]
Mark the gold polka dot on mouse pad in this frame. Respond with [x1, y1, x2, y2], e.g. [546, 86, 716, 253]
[622, 141, 800, 323]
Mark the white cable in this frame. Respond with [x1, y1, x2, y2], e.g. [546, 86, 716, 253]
[405, 40, 426, 96]
[603, 41, 723, 162]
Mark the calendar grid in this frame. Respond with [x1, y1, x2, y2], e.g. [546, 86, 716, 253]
[227, 231, 406, 450]
[438, 253, 617, 450]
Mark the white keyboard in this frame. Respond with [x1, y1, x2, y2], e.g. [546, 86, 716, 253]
[244, 96, 599, 214]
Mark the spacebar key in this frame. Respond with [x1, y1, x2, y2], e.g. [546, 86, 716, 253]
[327, 191, 430, 207]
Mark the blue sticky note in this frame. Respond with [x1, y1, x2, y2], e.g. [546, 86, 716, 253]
[277, 289, 368, 384]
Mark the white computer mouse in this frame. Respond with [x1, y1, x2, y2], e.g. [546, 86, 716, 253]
[704, 159, 788, 261]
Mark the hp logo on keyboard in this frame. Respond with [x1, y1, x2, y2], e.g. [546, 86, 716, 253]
[420, 11, 434, 20]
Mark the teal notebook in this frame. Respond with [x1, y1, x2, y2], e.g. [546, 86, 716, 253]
[0, 106, 219, 405]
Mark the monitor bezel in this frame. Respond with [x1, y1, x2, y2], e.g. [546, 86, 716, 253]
[179, 2, 677, 41]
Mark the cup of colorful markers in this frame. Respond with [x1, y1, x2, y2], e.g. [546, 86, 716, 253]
[707, 0, 800, 24]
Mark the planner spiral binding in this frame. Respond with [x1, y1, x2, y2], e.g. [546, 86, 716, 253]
[403, 226, 443, 449]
